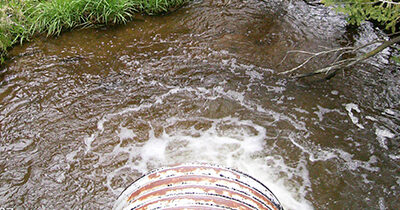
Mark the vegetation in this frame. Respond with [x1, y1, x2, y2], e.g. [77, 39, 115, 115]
[0, 0, 187, 64]
[282, 0, 400, 78]
[0, 0, 29, 63]
[322, 0, 399, 33]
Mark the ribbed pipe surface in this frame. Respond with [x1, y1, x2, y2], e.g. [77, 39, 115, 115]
[114, 163, 283, 210]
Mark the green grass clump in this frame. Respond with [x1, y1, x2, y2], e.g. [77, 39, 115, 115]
[139, 0, 185, 14]
[28, 0, 88, 35]
[28, 0, 140, 35]
[0, 0, 33, 63]
[0, 0, 187, 64]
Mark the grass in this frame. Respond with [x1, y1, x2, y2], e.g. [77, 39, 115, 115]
[0, 0, 31, 63]
[0, 0, 187, 64]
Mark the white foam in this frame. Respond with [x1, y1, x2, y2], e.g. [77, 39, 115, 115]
[366, 116, 377, 121]
[345, 103, 365, 129]
[361, 174, 372, 184]
[389, 154, 400, 160]
[289, 134, 379, 172]
[84, 134, 96, 152]
[336, 151, 379, 172]
[331, 90, 339, 95]
[140, 132, 168, 163]
[86, 114, 313, 209]
[80, 83, 395, 210]
[245, 69, 263, 81]
[314, 105, 344, 122]
[117, 127, 136, 140]
[375, 127, 395, 150]
[79, 84, 318, 209]
[378, 197, 386, 210]
[384, 109, 395, 115]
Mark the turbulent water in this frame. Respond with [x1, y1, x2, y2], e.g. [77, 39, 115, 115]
[1, 0, 399, 209]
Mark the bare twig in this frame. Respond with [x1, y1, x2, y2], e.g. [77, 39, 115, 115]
[336, 0, 400, 5]
[280, 36, 399, 78]
[278, 50, 314, 66]
[279, 47, 353, 74]
[296, 58, 357, 78]
[387, 31, 400, 37]
[378, 0, 400, 5]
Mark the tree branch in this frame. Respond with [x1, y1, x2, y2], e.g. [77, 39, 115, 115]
[280, 36, 400, 79]
[278, 47, 354, 74]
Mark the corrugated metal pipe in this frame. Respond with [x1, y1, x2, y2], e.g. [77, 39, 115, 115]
[114, 163, 283, 210]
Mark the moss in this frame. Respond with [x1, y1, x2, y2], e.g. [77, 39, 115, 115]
[0, 0, 187, 64]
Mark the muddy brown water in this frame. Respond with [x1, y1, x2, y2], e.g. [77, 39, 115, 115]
[1, 0, 399, 209]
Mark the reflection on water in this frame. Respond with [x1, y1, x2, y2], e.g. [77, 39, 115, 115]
[0, 0, 399, 209]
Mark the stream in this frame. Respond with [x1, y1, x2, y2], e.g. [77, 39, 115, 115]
[0, 0, 399, 209]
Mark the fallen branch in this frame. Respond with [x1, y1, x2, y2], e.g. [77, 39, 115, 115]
[279, 35, 400, 78]
[279, 47, 354, 75]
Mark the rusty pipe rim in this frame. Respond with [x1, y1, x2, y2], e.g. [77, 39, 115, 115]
[114, 163, 283, 210]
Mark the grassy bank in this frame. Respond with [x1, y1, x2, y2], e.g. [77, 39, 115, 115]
[0, 0, 187, 63]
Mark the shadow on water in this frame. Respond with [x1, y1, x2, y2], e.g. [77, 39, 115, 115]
[0, 0, 399, 209]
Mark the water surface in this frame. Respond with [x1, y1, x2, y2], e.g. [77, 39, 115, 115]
[1, 0, 399, 209]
